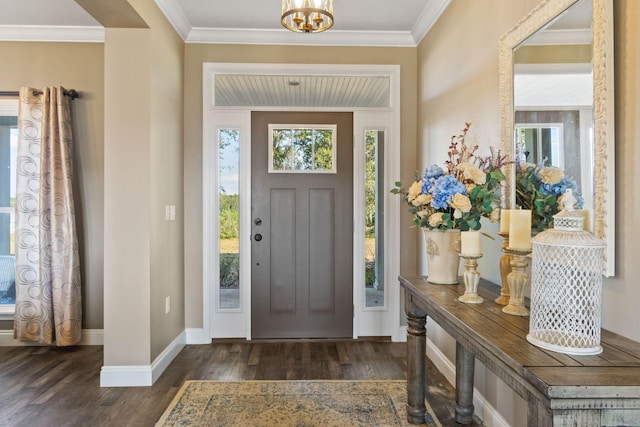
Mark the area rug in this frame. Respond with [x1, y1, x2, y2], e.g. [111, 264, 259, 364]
[156, 380, 441, 426]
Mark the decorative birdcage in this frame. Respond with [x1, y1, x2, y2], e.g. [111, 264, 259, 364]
[527, 190, 605, 355]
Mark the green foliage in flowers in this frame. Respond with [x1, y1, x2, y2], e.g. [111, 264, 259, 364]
[392, 123, 507, 231]
[515, 163, 583, 232]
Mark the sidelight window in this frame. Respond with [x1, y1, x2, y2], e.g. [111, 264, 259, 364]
[364, 129, 384, 308]
[218, 128, 240, 309]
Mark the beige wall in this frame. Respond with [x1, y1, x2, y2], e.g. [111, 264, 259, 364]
[0, 41, 104, 331]
[104, 28, 152, 365]
[603, 0, 640, 345]
[515, 44, 592, 63]
[183, 44, 418, 329]
[103, 0, 185, 365]
[145, 0, 185, 361]
[418, 0, 640, 425]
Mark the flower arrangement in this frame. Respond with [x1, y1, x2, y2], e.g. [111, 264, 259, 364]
[392, 123, 506, 231]
[516, 162, 583, 232]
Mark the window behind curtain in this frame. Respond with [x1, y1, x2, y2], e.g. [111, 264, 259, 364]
[0, 99, 17, 309]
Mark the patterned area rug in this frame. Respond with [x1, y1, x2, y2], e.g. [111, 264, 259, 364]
[156, 380, 441, 426]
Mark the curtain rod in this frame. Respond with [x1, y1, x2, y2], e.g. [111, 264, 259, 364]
[0, 89, 80, 100]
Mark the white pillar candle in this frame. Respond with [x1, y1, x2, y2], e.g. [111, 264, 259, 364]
[509, 210, 532, 250]
[461, 231, 481, 255]
[499, 209, 512, 233]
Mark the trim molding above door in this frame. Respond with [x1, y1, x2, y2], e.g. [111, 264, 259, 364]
[202, 63, 402, 341]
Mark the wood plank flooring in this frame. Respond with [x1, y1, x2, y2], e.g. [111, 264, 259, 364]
[0, 340, 482, 426]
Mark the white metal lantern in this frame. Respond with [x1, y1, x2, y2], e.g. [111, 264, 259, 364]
[527, 190, 605, 355]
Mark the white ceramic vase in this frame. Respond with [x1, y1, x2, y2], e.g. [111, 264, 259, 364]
[423, 229, 461, 285]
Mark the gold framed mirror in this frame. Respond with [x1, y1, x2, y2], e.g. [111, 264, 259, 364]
[499, 0, 615, 276]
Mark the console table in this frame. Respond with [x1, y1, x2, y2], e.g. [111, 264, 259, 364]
[400, 275, 640, 427]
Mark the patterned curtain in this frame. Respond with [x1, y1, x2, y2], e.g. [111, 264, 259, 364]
[13, 87, 82, 346]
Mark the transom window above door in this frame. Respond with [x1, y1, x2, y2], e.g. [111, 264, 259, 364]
[268, 124, 337, 173]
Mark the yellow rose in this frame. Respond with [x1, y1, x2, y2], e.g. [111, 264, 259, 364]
[521, 162, 537, 172]
[417, 208, 433, 220]
[466, 183, 476, 193]
[411, 193, 432, 206]
[464, 166, 486, 185]
[449, 193, 472, 213]
[457, 162, 473, 173]
[489, 207, 501, 223]
[407, 181, 422, 202]
[428, 212, 444, 227]
[538, 166, 564, 184]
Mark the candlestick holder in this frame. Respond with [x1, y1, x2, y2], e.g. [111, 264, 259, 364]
[458, 254, 484, 304]
[495, 232, 511, 305]
[502, 248, 532, 316]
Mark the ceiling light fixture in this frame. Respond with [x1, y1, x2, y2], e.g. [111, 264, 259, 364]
[281, 0, 334, 33]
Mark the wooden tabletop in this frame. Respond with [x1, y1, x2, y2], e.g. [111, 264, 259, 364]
[399, 276, 640, 400]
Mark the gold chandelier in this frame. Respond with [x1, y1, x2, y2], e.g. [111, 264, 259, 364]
[281, 0, 334, 33]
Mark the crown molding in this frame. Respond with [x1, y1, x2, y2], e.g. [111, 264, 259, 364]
[514, 62, 593, 75]
[0, 25, 104, 42]
[187, 27, 417, 47]
[156, 0, 446, 47]
[411, 0, 451, 44]
[154, 0, 191, 40]
[0, 0, 447, 47]
[525, 28, 592, 45]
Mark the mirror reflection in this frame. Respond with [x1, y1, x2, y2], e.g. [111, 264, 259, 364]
[500, 0, 614, 275]
[513, 0, 594, 211]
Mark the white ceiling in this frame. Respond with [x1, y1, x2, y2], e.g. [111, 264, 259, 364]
[214, 74, 391, 108]
[1, 0, 593, 108]
[515, 0, 593, 109]
[515, 72, 593, 108]
[524, 0, 592, 45]
[0, 0, 451, 46]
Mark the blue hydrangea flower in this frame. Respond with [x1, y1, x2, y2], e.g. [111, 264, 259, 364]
[540, 176, 584, 208]
[422, 164, 444, 193]
[430, 175, 467, 210]
[424, 164, 444, 180]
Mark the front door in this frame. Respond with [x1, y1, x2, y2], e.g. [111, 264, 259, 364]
[251, 111, 353, 339]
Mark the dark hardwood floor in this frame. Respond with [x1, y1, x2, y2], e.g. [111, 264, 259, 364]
[0, 339, 483, 426]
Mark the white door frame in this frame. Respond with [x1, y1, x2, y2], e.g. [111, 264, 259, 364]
[202, 63, 403, 341]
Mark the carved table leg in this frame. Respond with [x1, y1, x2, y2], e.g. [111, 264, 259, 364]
[455, 342, 475, 424]
[405, 294, 427, 424]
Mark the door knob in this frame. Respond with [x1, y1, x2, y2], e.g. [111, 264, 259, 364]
[254, 218, 262, 226]
[254, 233, 262, 241]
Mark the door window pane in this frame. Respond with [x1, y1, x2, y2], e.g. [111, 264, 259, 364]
[219, 129, 240, 309]
[269, 125, 336, 173]
[365, 130, 384, 308]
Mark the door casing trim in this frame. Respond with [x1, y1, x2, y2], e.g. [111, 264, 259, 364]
[202, 63, 402, 341]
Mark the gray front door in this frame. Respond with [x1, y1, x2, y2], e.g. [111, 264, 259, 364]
[251, 111, 353, 339]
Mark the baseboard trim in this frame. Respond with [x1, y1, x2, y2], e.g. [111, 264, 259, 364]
[100, 330, 186, 387]
[151, 330, 186, 384]
[426, 336, 510, 427]
[0, 328, 104, 346]
[100, 365, 153, 387]
[186, 328, 210, 345]
[80, 329, 104, 345]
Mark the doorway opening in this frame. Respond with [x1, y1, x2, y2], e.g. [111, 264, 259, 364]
[203, 63, 402, 341]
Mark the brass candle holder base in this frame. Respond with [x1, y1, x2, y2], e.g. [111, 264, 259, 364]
[502, 248, 531, 316]
[459, 254, 484, 304]
[495, 232, 511, 305]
